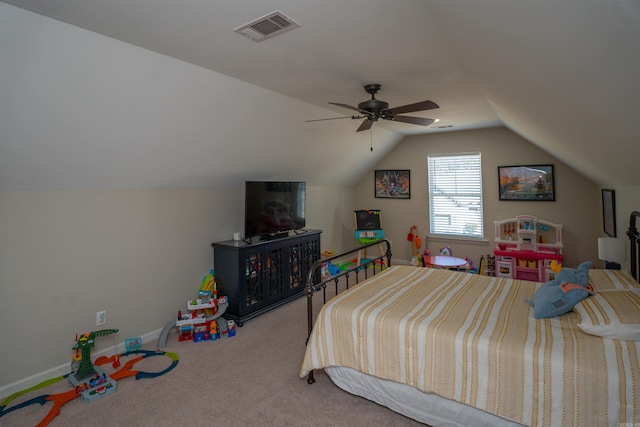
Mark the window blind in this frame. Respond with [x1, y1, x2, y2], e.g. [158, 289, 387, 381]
[428, 153, 483, 238]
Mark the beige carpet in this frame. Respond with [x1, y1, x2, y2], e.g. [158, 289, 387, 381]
[1, 290, 425, 426]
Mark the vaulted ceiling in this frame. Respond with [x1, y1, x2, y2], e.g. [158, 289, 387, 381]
[1, 0, 639, 188]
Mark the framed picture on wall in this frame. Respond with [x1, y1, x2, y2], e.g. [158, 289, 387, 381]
[602, 189, 617, 237]
[375, 170, 410, 199]
[498, 164, 555, 201]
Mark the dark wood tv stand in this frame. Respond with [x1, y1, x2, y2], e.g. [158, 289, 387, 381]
[212, 229, 321, 326]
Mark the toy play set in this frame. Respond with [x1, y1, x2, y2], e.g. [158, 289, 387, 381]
[68, 329, 120, 402]
[0, 329, 179, 426]
[0, 270, 240, 425]
[176, 295, 236, 342]
[156, 269, 239, 349]
[494, 215, 563, 282]
[175, 269, 236, 342]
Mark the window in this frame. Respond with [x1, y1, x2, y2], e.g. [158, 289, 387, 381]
[428, 153, 483, 238]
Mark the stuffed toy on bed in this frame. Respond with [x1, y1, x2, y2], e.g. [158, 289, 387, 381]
[525, 260, 595, 319]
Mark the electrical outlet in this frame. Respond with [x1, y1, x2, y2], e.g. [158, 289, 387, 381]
[96, 310, 106, 326]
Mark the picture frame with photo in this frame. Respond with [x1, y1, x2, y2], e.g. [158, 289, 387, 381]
[602, 189, 617, 237]
[498, 164, 555, 201]
[375, 170, 410, 199]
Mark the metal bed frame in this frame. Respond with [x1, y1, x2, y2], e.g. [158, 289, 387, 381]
[304, 238, 392, 384]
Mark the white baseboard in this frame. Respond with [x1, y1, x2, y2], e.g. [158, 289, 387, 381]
[0, 328, 162, 401]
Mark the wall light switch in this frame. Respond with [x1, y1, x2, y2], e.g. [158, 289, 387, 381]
[96, 310, 106, 326]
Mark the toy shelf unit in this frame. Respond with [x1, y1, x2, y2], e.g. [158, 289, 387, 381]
[494, 215, 563, 282]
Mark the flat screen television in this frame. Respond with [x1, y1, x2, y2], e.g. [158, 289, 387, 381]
[244, 181, 306, 240]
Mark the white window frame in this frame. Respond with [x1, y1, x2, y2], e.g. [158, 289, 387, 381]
[427, 153, 484, 239]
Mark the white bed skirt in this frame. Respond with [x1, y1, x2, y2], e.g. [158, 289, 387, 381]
[326, 366, 524, 427]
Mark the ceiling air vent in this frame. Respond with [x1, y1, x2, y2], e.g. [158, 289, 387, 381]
[234, 11, 300, 42]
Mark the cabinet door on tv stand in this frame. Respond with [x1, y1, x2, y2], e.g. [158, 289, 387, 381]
[288, 239, 305, 296]
[239, 248, 268, 315]
[264, 242, 286, 302]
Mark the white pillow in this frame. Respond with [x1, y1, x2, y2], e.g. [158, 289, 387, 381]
[573, 290, 640, 341]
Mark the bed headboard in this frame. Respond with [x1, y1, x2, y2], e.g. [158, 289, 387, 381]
[628, 211, 640, 282]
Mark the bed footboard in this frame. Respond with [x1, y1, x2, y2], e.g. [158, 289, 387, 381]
[304, 238, 392, 384]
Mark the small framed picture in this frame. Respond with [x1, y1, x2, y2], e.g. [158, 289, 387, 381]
[375, 170, 410, 199]
[498, 164, 555, 201]
[602, 189, 617, 237]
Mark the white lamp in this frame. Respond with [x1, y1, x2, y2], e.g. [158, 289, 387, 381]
[598, 237, 626, 269]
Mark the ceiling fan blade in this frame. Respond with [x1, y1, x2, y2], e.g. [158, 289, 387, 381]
[356, 119, 374, 132]
[305, 115, 364, 123]
[385, 100, 439, 116]
[385, 115, 436, 126]
[329, 102, 370, 115]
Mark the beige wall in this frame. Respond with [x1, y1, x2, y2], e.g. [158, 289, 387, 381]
[354, 127, 602, 268]
[0, 185, 352, 392]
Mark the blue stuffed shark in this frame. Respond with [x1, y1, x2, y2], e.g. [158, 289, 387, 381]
[525, 260, 594, 319]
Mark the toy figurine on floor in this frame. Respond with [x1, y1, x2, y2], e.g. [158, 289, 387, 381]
[71, 329, 119, 383]
[440, 246, 452, 256]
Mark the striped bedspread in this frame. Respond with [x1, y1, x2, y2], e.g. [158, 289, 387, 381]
[300, 266, 640, 426]
[589, 268, 640, 290]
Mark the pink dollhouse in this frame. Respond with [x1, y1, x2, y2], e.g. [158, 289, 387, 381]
[493, 215, 563, 282]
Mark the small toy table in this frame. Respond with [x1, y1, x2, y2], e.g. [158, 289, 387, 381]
[423, 255, 467, 269]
